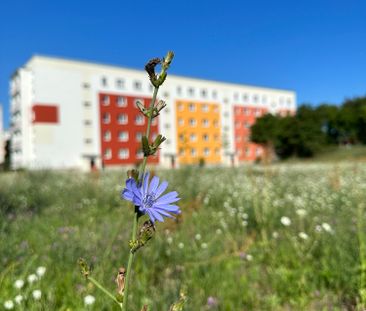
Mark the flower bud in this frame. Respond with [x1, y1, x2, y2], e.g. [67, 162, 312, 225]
[77, 258, 90, 278]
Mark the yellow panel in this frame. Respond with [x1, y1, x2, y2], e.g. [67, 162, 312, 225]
[176, 100, 221, 165]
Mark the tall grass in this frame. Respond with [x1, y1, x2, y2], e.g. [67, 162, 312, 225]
[1, 163, 365, 310]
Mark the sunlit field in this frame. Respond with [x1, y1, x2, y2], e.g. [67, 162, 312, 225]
[1, 163, 366, 310]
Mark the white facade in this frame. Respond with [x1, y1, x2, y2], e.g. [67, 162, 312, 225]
[9, 55, 296, 170]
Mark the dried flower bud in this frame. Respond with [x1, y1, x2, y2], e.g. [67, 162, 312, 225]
[145, 58, 161, 86]
[140, 305, 148, 311]
[135, 100, 147, 115]
[116, 267, 126, 296]
[77, 258, 90, 279]
[130, 220, 155, 253]
[163, 51, 174, 70]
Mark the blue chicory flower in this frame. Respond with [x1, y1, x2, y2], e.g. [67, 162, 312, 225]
[122, 172, 181, 223]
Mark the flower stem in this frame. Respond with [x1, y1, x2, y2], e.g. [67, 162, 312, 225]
[88, 276, 122, 308]
[122, 85, 159, 311]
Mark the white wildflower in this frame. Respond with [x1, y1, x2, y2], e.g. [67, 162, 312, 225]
[195, 234, 202, 241]
[36, 266, 46, 277]
[14, 279, 24, 289]
[246, 254, 253, 261]
[201, 243, 208, 249]
[296, 209, 307, 217]
[4, 300, 14, 310]
[84, 295, 96, 306]
[272, 231, 279, 239]
[166, 236, 173, 244]
[315, 225, 322, 232]
[14, 295, 23, 304]
[178, 242, 184, 249]
[27, 274, 38, 284]
[32, 289, 42, 300]
[322, 222, 332, 232]
[299, 232, 309, 240]
[216, 228, 222, 235]
[280, 216, 291, 226]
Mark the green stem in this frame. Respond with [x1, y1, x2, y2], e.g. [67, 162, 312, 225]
[88, 276, 122, 308]
[122, 85, 159, 311]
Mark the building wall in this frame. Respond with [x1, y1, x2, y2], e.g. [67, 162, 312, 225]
[176, 100, 221, 165]
[9, 55, 297, 170]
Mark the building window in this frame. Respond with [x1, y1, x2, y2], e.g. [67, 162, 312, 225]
[179, 148, 185, 156]
[104, 148, 112, 159]
[117, 113, 128, 124]
[188, 103, 195, 112]
[178, 103, 184, 111]
[84, 138, 92, 144]
[84, 120, 92, 126]
[212, 90, 217, 99]
[178, 118, 184, 126]
[104, 131, 111, 141]
[163, 92, 169, 98]
[135, 115, 144, 125]
[245, 147, 250, 156]
[191, 148, 196, 156]
[119, 148, 129, 159]
[179, 134, 184, 142]
[202, 119, 209, 127]
[101, 77, 108, 87]
[244, 122, 250, 128]
[201, 89, 207, 98]
[253, 95, 259, 103]
[177, 86, 182, 95]
[204, 148, 210, 156]
[244, 108, 250, 115]
[151, 118, 158, 126]
[84, 101, 91, 107]
[235, 121, 240, 128]
[83, 82, 90, 89]
[235, 107, 241, 115]
[256, 148, 261, 156]
[190, 133, 197, 142]
[255, 109, 261, 117]
[262, 95, 267, 104]
[164, 123, 170, 129]
[118, 131, 129, 141]
[213, 120, 219, 127]
[202, 104, 208, 112]
[117, 96, 127, 107]
[215, 148, 220, 155]
[287, 98, 292, 105]
[136, 149, 143, 159]
[189, 118, 197, 126]
[103, 113, 111, 124]
[188, 87, 195, 96]
[102, 95, 110, 105]
[213, 105, 219, 113]
[116, 79, 125, 89]
[166, 139, 171, 145]
[234, 92, 239, 100]
[134, 81, 142, 90]
[136, 132, 143, 141]
[203, 134, 209, 141]
[243, 94, 248, 102]
[214, 134, 219, 141]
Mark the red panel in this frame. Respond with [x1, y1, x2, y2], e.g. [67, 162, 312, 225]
[32, 104, 59, 123]
[233, 104, 268, 161]
[99, 93, 159, 166]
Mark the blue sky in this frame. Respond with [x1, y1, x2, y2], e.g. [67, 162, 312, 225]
[0, 0, 365, 128]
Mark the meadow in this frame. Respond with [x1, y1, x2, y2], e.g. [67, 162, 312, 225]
[1, 163, 366, 310]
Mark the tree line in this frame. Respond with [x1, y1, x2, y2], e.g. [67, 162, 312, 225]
[251, 96, 366, 159]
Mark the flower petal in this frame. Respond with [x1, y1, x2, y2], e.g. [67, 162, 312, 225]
[156, 191, 179, 205]
[148, 176, 160, 194]
[142, 172, 150, 194]
[122, 189, 134, 201]
[155, 204, 181, 213]
[155, 181, 168, 198]
[150, 209, 164, 222]
[153, 208, 174, 218]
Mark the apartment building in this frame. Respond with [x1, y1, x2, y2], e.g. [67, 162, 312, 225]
[9, 55, 296, 170]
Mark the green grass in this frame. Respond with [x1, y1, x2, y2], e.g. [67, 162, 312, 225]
[1, 164, 366, 310]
